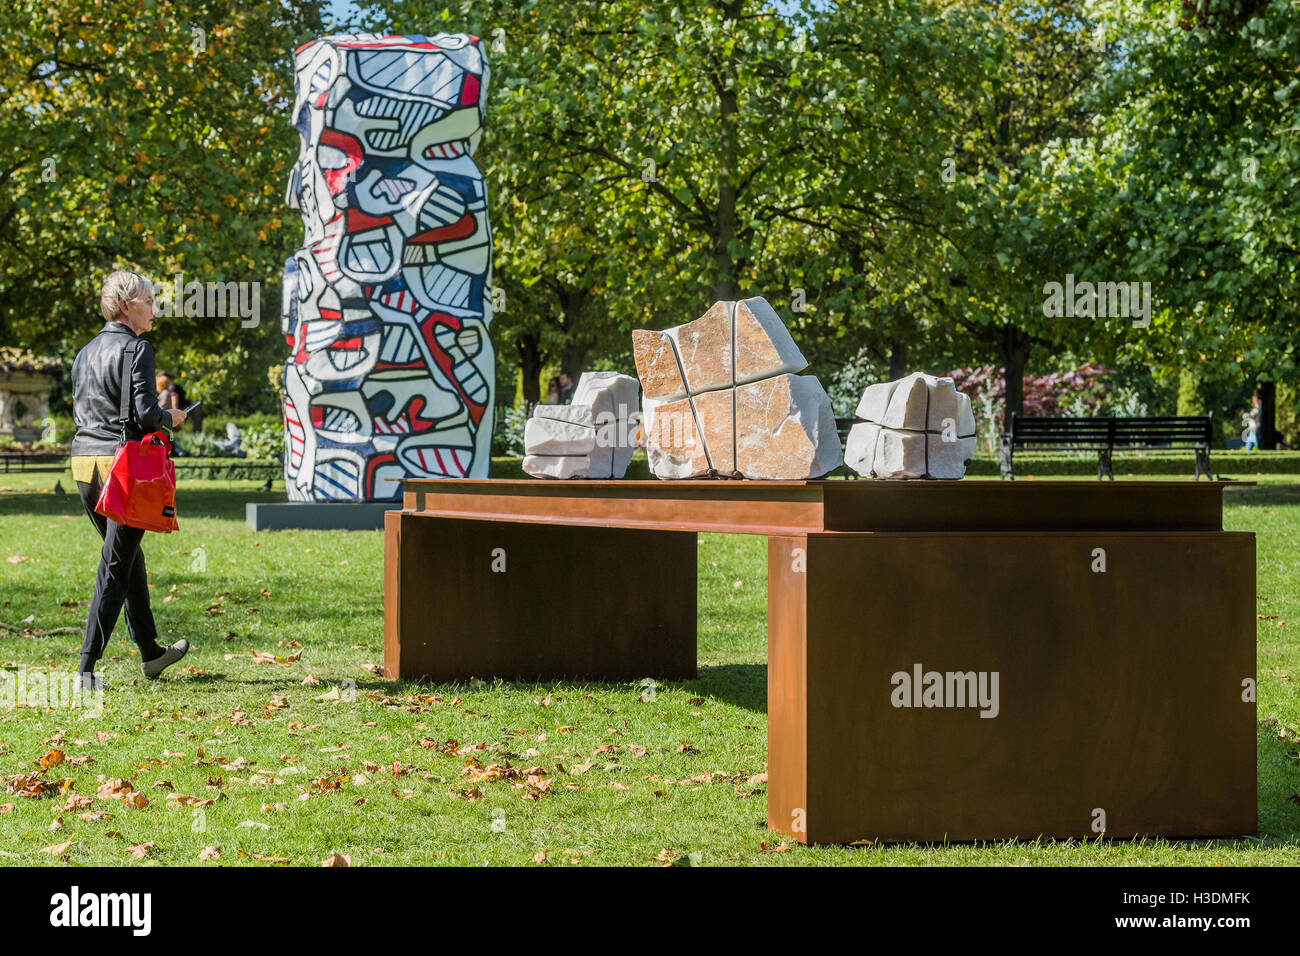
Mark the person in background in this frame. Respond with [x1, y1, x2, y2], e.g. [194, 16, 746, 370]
[542, 376, 562, 405]
[70, 270, 191, 689]
[156, 370, 202, 431]
[155, 371, 190, 456]
[155, 371, 183, 411]
[1242, 390, 1261, 451]
[558, 371, 576, 404]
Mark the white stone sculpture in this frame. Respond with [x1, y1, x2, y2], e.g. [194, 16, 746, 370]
[844, 372, 977, 479]
[522, 371, 641, 479]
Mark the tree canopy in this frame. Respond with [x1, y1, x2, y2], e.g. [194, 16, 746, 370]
[2, 0, 1294, 442]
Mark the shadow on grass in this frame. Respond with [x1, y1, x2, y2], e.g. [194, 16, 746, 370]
[1223, 484, 1300, 508]
[0, 489, 288, 522]
[1257, 724, 1300, 841]
[683, 662, 767, 714]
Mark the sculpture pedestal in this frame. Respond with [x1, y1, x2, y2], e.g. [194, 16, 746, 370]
[767, 530, 1255, 844]
[385, 479, 1256, 843]
[246, 501, 391, 531]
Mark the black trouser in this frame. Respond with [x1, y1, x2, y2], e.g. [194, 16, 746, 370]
[77, 472, 163, 673]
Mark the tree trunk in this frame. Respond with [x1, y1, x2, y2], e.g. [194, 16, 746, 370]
[560, 344, 590, 382]
[711, 16, 741, 302]
[888, 340, 909, 380]
[1259, 380, 1277, 450]
[517, 335, 542, 405]
[555, 284, 592, 381]
[999, 323, 1030, 429]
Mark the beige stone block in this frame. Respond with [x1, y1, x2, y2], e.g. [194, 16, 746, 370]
[666, 301, 732, 395]
[872, 427, 927, 479]
[573, 370, 641, 423]
[523, 416, 596, 457]
[646, 396, 710, 479]
[734, 374, 842, 479]
[632, 329, 687, 401]
[692, 388, 736, 475]
[956, 390, 976, 438]
[533, 404, 595, 428]
[733, 296, 807, 385]
[925, 376, 961, 434]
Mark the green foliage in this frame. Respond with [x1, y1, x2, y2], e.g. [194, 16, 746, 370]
[0, 0, 326, 393]
[171, 457, 280, 480]
[826, 348, 882, 418]
[239, 424, 283, 460]
[4, 0, 1295, 434]
[493, 405, 529, 458]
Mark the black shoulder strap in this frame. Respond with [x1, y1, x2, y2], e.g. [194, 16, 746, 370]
[116, 338, 144, 443]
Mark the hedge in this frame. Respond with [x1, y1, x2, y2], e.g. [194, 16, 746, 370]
[963, 450, 1300, 476]
[174, 457, 281, 481]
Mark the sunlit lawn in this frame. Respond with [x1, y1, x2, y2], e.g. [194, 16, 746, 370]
[1, 472, 1297, 866]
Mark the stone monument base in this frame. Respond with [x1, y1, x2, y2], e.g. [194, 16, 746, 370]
[246, 501, 392, 531]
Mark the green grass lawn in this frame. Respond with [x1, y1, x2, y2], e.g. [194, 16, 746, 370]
[1, 474, 1298, 867]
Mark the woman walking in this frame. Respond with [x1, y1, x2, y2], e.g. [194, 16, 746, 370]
[70, 271, 190, 687]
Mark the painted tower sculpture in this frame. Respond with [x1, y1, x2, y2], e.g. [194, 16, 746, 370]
[282, 33, 493, 501]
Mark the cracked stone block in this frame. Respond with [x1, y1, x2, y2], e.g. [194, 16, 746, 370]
[646, 396, 711, 479]
[881, 372, 934, 431]
[926, 377, 960, 434]
[533, 404, 595, 428]
[874, 427, 928, 479]
[844, 372, 979, 479]
[735, 374, 842, 480]
[734, 297, 807, 385]
[573, 370, 641, 424]
[523, 455, 595, 479]
[632, 329, 687, 401]
[693, 388, 736, 475]
[956, 391, 976, 438]
[844, 421, 881, 477]
[856, 381, 897, 424]
[586, 443, 614, 479]
[524, 371, 641, 479]
[524, 416, 596, 457]
[926, 434, 976, 480]
[635, 296, 837, 479]
[666, 301, 733, 395]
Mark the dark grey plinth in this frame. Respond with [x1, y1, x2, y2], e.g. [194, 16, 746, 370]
[246, 501, 394, 531]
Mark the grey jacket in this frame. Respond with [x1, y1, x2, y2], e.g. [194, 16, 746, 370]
[70, 322, 172, 456]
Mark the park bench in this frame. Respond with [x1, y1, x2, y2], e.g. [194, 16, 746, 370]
[384, 478, 1253, 845]
[1000, 413, 1213, 480]
[0, 451, 67, 473]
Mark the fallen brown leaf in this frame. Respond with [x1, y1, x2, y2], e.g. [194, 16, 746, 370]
[38, 750, 64, 771]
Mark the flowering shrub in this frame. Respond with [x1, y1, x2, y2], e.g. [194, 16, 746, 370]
[945, 363, 1126, 454]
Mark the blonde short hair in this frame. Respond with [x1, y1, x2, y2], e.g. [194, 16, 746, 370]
[99, 270, 152, 322]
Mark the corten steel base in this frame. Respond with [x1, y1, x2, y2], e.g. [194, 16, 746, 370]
[385, 479, 1255, 843]
[384, 511, 697, 682]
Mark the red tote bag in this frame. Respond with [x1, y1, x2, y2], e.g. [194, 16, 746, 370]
[93, 339, 179, 533]
[95, 431, 179, 533]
